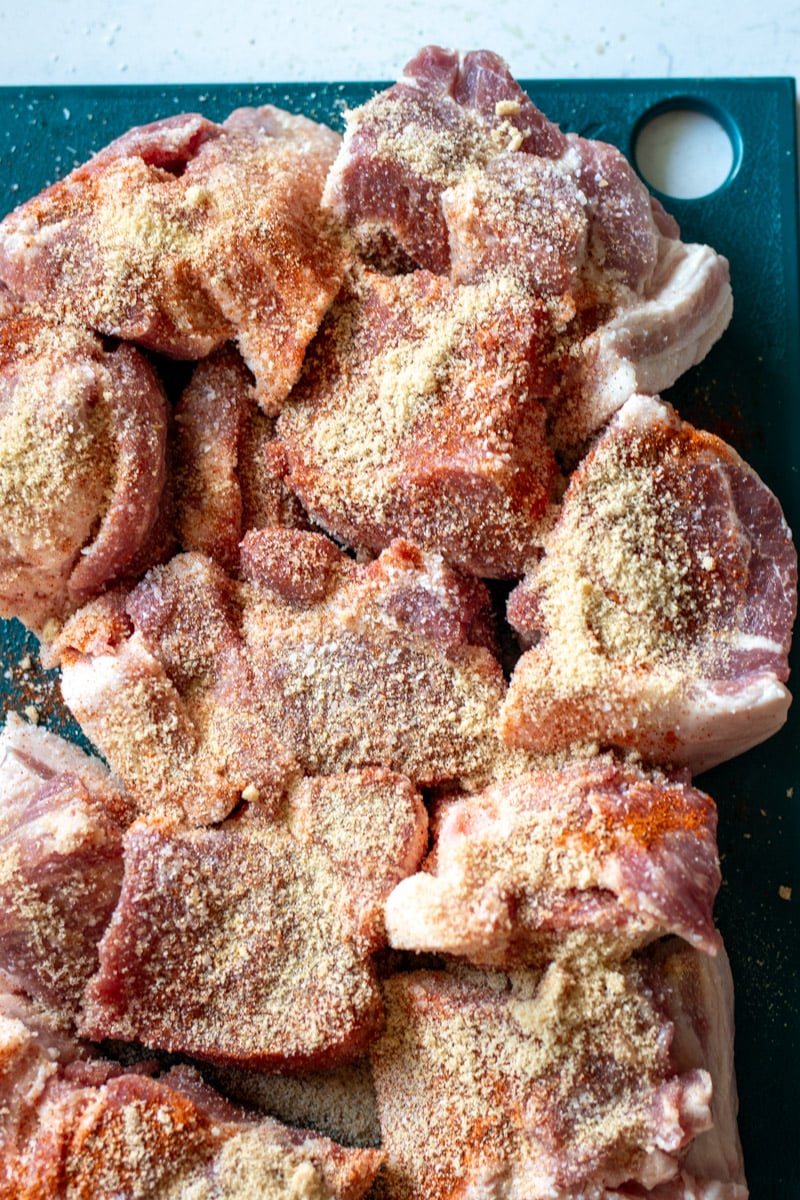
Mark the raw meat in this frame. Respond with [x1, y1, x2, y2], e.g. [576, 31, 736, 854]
[323, 47, 732, 444]
[240, 533, 513, 785]
[0, 308, 169, 637]
[209, 1058, 381, 1151]
[174, 346, 308, 572]
[277, 264, 560, 578]
[56, 535, 514, 819]
[385, 754, 721, 965]
[0, 715, 125, 1027]
[0, 107, 348, 413]
[370, 941, 746, 1199]
[652, 940, 747, 1196]
[80, 771, 426, 1071]
[0, 986, 383, 1199]
[322, 46, 567, 273]
[501, 395, 797, 773]
[55, 552, 300, 826]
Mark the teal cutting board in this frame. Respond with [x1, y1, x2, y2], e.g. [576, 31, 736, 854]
[0, 78, 798, 1197]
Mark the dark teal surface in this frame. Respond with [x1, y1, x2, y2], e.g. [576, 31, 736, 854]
[0, 78, 798, 1196]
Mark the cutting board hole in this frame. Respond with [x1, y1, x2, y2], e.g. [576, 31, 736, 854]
[633, 102, 739, 199]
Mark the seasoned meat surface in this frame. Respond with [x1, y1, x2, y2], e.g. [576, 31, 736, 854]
[385, 754, 722, 965]
[370, 942, 744, 1200]
[278, 265, 559, 577]
[501, 394, 797, 773]
[0, 308, 169, 637]
[0, 988, 383, 1199]
[0, 715, 126, 1026]
[323, 47, 732, 445]
[56, 535, 513, 825]
[80, 773, 426, 1071]
[0, 107, 348, 413]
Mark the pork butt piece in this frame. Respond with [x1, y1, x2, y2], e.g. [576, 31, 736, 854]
[55, 552, 301, 826]
[174, 346, 308, 573]
[79, 771, 426, 1071]
[55, 534, 513, 825]
[0, 106, 348, 414]
[370, 941, 747, 1200]
[0, 308, 169, 638]
[501, 394, 797, 774]
[385, 754, 721, 966]
[0, 987, 383, 1200]
[277, 264, 560, 579]
[0, 715, 126, 1029]
[239, 532, 515, 785]
[323, 46, 732, 444]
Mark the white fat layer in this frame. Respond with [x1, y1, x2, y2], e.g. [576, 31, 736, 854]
[670, 676, 790, 775]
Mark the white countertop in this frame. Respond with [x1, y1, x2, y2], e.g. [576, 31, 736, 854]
[1, 0, 798, 87]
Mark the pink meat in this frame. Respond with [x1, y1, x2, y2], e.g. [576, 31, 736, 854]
[323, 47, 565, 273]
[370, 940, 741, 1200]
[56, 553, 300, 826]
[0, 106, 348, 413]
[65, 342, 170, 606]
[80, 773, 426, 1071]
[239, 534, 509, 785]
[56, 536, 509, 809]
[323, 48, 732, 444]
[174, 346, 308, 573]
[443, 152, 590, 295]
[385, 755, 722, 965]
[501, 394, 798, 773]
[0, 309, 169, 637]
[652, 941, 748, 1198]
[569, 134, 666, 291]
[0, 988, 383, 1199]
[401, 45, 567, 156]
[0, 714, 127, 1026]
[277, 265, 560, 578]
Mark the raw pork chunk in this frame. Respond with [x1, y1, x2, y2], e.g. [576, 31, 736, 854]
[56, 534, 512, 825]
[277, 264, 559, 578]
[56, 552, 301, 826]
[0, 106, 348, 413]
[501, 395, 797, 773]
[323, 46, 732, 443]
[385, 754, 721, 966]
[0, 715, 126, 1027]
[174, 346, 309, 572]
[79, 772, 426, 1071]
[0, 987, 383, 1199]
[0, 308, 169, 637]
[240, 532, 512, 784]
[370, 941, 747, 1200]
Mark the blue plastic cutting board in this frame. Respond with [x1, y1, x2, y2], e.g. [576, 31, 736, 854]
[0, 77, 798, 1197]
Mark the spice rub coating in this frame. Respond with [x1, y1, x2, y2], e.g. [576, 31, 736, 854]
[55, 533, 511, 826]
[323, 46, 732, 445]
[278, 265, 559, 578]
[79, 772, 426, 1072]
[501, 394, 798, 773]
[0, 307, 169, 638]
[0, 107, 348, 414]
[55, 552, 301, 827]
[0, 987, 383, 1199]
[370, 942, 738, 1200]
[0, 714, 126, 1028]
[385, 754, 721, 966]
[239, 533, 511, 787]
